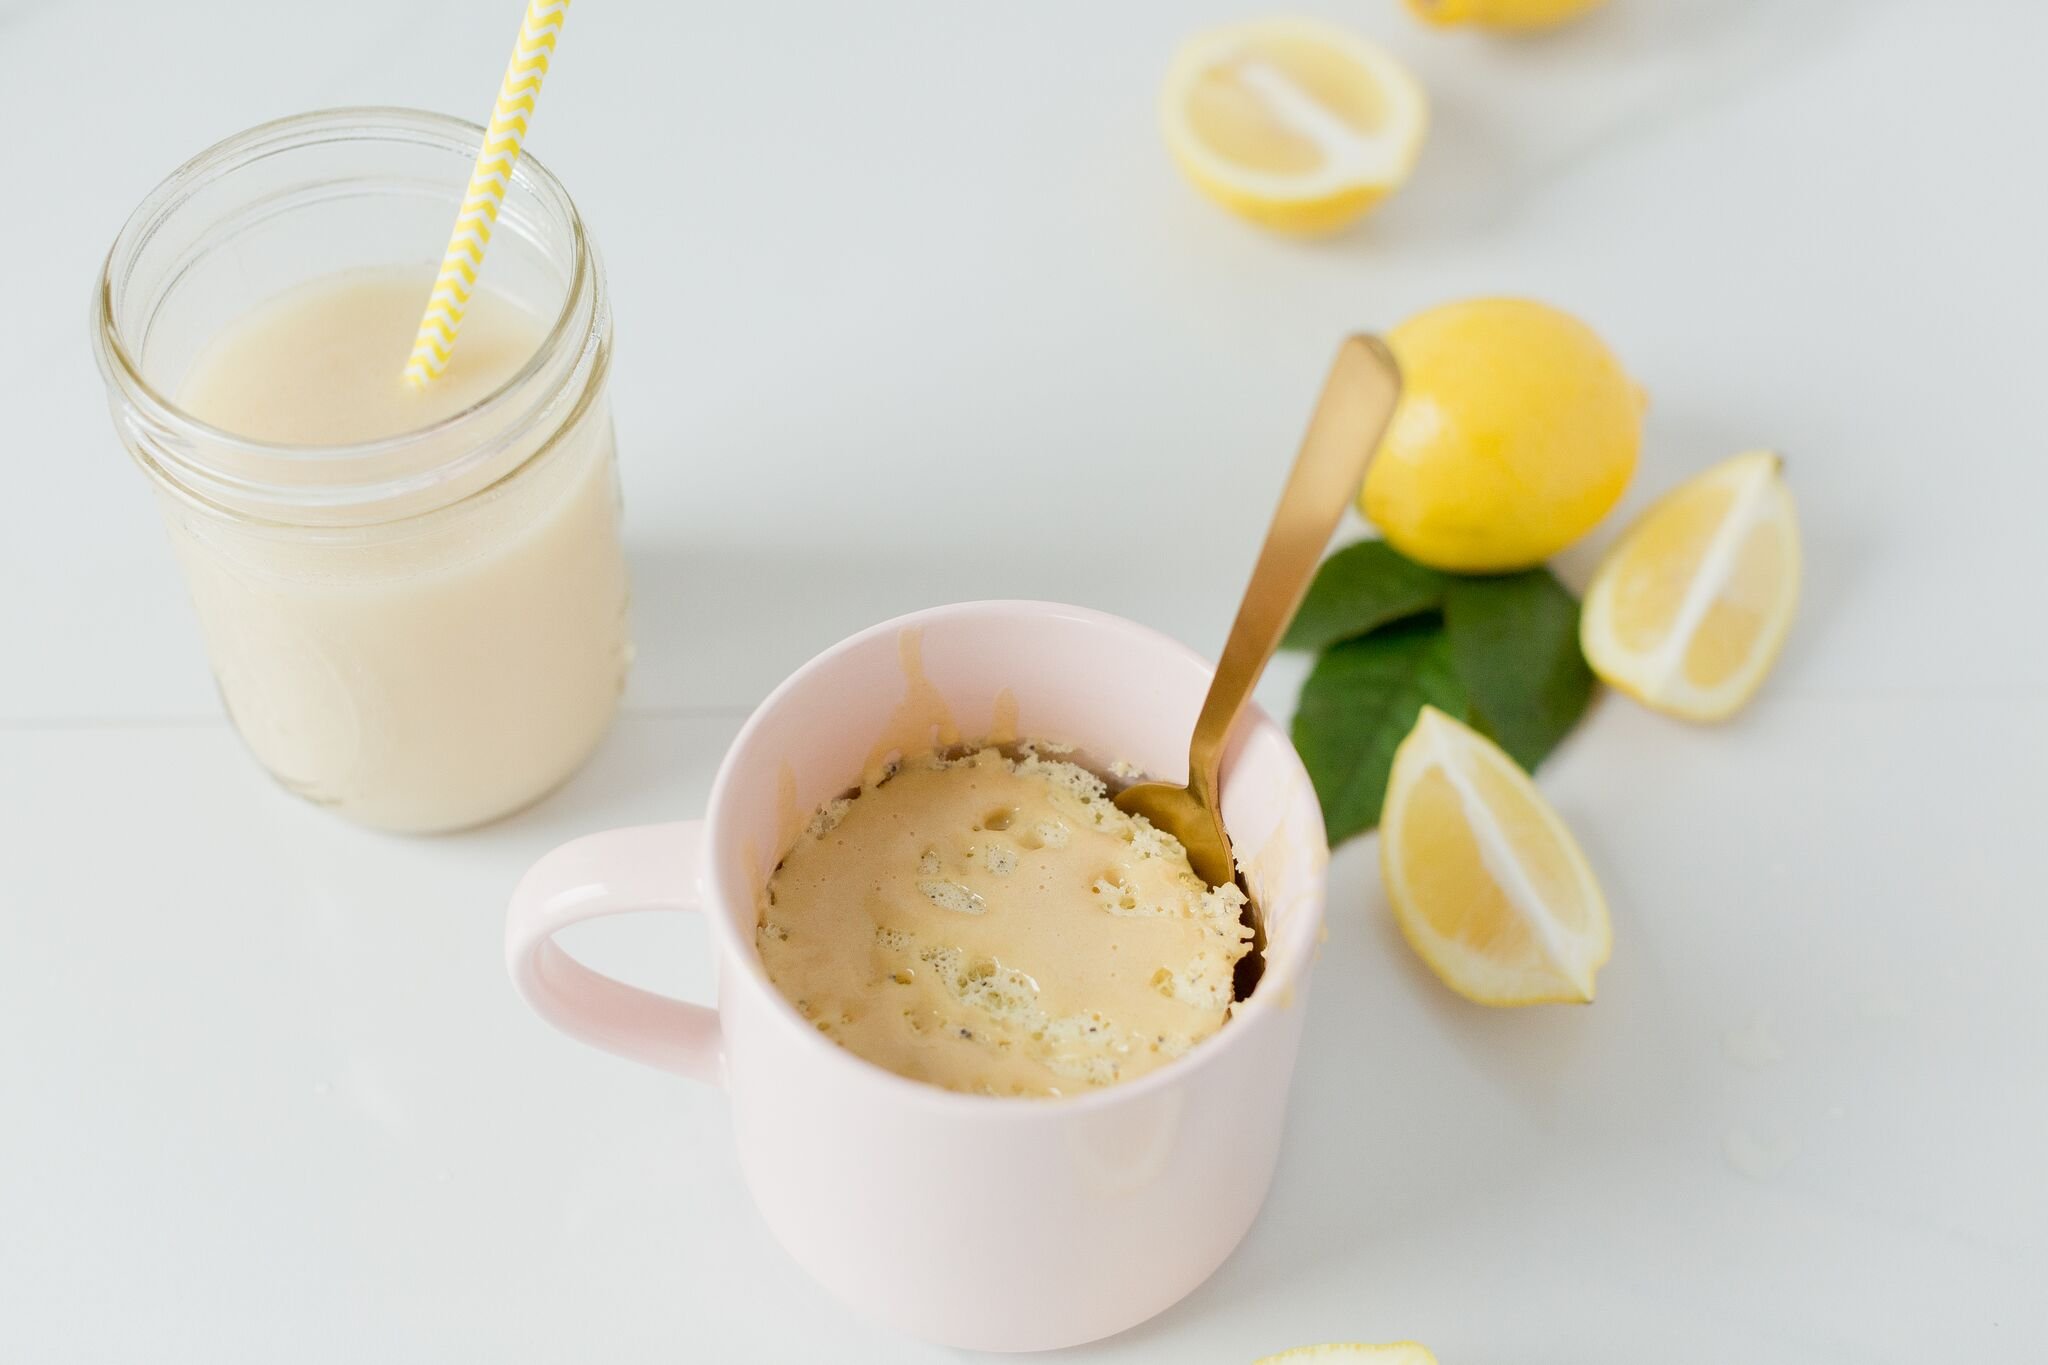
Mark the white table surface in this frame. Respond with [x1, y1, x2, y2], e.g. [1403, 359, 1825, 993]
[5, 0, 2044, 1359]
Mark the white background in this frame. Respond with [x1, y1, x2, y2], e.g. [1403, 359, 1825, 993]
[4, 0, 2044, 1360]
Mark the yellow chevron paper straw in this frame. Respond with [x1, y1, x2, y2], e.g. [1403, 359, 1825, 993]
[405, 0, 571, 386]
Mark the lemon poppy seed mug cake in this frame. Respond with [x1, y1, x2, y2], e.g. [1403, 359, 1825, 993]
[506, 603, 1331, 1349]
[758, 744, 1256, 1097]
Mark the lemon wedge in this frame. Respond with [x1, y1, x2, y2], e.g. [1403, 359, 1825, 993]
[1162, 19, 1428, 234]
[1257, 1344, 1439, 1365]
[1581, 451, 1801, 722]
[1381, 707, 1610, 1006]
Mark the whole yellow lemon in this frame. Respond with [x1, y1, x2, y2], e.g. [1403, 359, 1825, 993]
[1404, 0, 1611, 31]
[1363, 298, 1642, 572]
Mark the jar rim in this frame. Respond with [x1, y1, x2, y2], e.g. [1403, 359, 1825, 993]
[91, 105, 595, 475]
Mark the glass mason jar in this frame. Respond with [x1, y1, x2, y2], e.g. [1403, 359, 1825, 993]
[92, 108, 631, 834]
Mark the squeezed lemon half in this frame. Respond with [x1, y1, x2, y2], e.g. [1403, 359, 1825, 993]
[1162, 19, 1428, 234]
[1381, 707, 1611, 1007]
[1581, 451, 1801, 722]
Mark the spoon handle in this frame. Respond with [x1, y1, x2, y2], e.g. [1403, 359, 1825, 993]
[1188, 335, 1403, 803]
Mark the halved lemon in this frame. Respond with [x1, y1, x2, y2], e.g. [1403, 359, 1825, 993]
[1581, 451, 1801, 722]
[1162, 19, 1428, 234]
[1381, 707, 1610, 1006]
[1257, 1344, 1438, 1365]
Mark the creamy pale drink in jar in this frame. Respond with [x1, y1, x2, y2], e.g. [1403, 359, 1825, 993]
[165, 268, 628, 832]
[758, 746, 1256, 1097]
[95, 111, 629, 833]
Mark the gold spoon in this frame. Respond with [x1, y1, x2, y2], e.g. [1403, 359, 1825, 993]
[1115, 335, 1402, 899]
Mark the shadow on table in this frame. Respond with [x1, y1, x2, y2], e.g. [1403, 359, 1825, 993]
[1302, 0, 1879, 256]
[618, 538, 1226, 718]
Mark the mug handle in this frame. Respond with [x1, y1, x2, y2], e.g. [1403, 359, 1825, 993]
[505, 821, 723, 1086]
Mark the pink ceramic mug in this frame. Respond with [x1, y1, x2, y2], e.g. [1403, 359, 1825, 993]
[505, 601, 1329, 1351]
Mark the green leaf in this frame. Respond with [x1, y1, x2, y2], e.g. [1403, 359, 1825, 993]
[1282, 539, 1451, 653]
[1443, 570, 1596, 774]
[1290, 619, 1472, 844]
